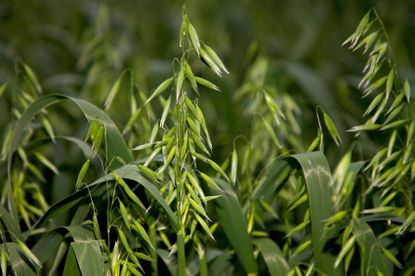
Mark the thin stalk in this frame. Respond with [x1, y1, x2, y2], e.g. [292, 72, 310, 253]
[175, 75, 187, 276]
[372, 9, 397, 70]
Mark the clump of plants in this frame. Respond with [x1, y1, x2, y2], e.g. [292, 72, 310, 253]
[0, 7, 414, 276]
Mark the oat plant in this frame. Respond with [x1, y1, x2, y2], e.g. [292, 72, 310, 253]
[1, 5, 415, 276]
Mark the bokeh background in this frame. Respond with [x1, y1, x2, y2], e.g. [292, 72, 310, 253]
[1, 0, 415, 162]
[2, 2, 415, 274]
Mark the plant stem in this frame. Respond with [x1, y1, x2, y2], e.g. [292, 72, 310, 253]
[175, 80, 187, 276]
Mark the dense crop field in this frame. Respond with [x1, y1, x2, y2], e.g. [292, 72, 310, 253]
[1, 1, 415, 275]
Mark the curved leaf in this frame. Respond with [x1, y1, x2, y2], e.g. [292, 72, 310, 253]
[210, 179, 257, 274]
[70, 241, 103, 276]
[31, 225, 95, 271]
[31, 164, 178, 232]
[62, 244, 81, 276]
[0, 206, 23, 242]
[4, 243, 37, 276]
[91, 164, 178, 230]
[288, 151, 340, 275]
[7, 94, 133, 220]
[253, 238, 290, 276]
[32, 231, 65, 265]
[9, 94, 132, 163]
[352, 218, 391, 275]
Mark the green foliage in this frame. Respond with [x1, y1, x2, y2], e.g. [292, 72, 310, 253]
[0, 3, 415, 276]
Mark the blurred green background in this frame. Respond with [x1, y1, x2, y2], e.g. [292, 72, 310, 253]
[1, 0, 415, 160]
[2, 2, 415, 274]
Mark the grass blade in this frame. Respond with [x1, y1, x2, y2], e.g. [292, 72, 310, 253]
[6, 243, 37, 276]
[91, 164, 179, 230]
[288, 152, 340, 275]
[63, 244, 81, 276]
[7, 94, 133, 220]
[210, 178, 258, 274]
[0, 206, 23, 241]
[32, 231, 65, 264]
[9, 94, 132, 172]
[253, 238, 290, 276]
[352, 218, 390, 275]
[70, 241, 103, 276]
